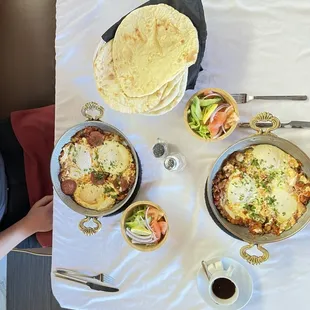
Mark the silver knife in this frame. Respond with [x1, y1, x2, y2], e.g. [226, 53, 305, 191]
[54, 272, 119, 292]
[238, 121, 310, 129]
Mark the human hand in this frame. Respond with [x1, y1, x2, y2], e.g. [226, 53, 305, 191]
[24, 195, 53, 234]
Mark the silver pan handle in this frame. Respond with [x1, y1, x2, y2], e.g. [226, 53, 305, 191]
[81, 102, 104, 121]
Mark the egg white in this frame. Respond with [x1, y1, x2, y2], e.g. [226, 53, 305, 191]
[74, 144, 92, 171]
[59, 142, 92, 180]
[272, 188, 298, 222]
[251, 144, 299, 170]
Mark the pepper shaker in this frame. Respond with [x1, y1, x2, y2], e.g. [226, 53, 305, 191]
[152, 138, 169, 159]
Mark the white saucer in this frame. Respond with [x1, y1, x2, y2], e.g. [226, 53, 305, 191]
[196, 257, 253, 310]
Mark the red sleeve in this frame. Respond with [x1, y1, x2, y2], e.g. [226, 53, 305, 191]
[11, 105, 55, 247]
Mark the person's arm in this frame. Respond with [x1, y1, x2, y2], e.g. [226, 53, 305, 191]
[0, 195, 53, 259]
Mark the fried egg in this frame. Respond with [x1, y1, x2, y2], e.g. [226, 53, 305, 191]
[226, 173, 258, 219]
[95, 141, 131, 174]
[213, 144, 309, 235]
[273, 189, 298, 222]
[249, 144, 299, 170]
[74, 183, 116, 210]
[59, 142, 92, 179]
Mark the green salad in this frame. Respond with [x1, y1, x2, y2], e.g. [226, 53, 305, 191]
[125, 205, 167, 245]
[187, 91, 238, 139]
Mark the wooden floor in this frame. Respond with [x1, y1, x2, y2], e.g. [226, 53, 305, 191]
[7, 252, 65, 310]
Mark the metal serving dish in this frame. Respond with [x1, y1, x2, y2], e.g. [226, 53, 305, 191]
[206, 112, 310, 265]
[51, 102, 139, 236]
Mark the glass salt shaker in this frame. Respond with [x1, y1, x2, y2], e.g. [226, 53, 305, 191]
[152, 138, 169, 159]
[164, 153, 186, 172]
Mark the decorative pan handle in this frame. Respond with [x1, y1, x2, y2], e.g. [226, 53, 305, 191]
[250, 112, 280, 134]
[79, 217, 102, 236]
[240, 244, 270, 265]
[81, 102, 104, 121]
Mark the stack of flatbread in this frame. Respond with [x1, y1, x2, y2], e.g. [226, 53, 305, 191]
[93, 4, 199, 115]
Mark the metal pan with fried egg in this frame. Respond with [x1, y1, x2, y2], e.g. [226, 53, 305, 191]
[51, 102, 140, 236]
[206, 112, 310, 265]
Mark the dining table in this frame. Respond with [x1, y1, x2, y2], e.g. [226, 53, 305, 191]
[51, 0, 310, 309]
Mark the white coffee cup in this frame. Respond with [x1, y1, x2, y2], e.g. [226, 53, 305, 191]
[202, 261, 239, 306]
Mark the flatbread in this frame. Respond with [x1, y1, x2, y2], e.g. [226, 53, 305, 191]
[112, 4, 199, 97]
[160, 71, 183, 101]
[149, 73, 183, 112]
[144, 69, 188, 116]
[93, 40, 163, 113]
[93, 40, 184, 114]
[149, 69, 186, 112]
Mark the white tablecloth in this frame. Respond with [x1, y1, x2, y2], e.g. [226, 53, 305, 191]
[52, 0, 310, 309]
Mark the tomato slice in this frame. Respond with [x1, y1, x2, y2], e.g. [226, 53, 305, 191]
[208, 111, 228, 137]
[150, 221, 161, 240]
[158, 221, 168, 235]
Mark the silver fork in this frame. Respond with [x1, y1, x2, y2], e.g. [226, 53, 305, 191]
[55, 268, 115, 285]
[232, 93, 307, 104]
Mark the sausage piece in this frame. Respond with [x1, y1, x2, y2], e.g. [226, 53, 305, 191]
[87, 131, 105, 147]
[61, 179, 77, 195]
[120, 178, 129, 192]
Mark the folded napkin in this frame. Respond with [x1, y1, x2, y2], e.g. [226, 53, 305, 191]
[102, 0, 207, 90]
[11, 105, 55, 247]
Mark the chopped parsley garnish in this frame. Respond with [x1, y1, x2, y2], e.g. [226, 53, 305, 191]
[282, 212, 286, 216]
[110, 161, 117, 169]
[244, 203, 256, 212]
[241, 177, 250, 186]
[93, 171, 107, 180]
[254, 197, 265, 206]
[273, 207, 279, 215]
[251, 158, 260, 167]
[260, 180, 272, 193]
[249, 213, 265, 222]
[103, 186, 114, 193]
[68, 144, 73, 154]
[266, 171, 278, 182]
[239, 194, 245, 201]
[266, 195, 277, 206]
